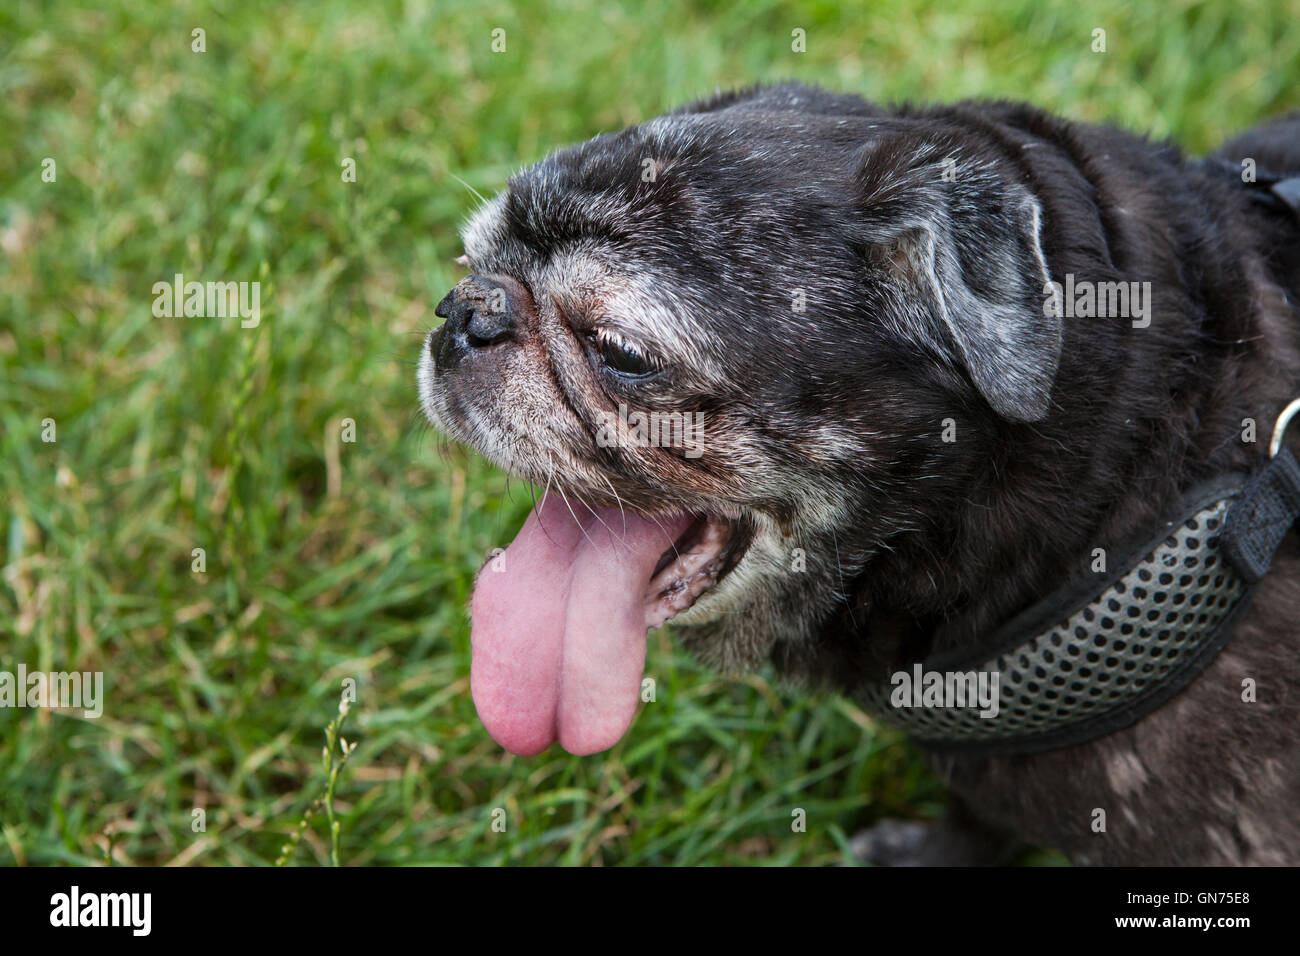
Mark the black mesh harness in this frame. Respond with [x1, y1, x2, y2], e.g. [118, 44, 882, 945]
[860, 431, 1300, 754]
[860, 164, 1300, 755]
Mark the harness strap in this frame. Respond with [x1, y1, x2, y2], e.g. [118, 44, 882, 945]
[1222, 449, 1300, 583]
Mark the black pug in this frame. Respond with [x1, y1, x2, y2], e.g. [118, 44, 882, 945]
[418, 83, 1300, 865]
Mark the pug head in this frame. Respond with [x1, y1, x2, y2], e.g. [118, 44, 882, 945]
[418, 84, 1058, 756]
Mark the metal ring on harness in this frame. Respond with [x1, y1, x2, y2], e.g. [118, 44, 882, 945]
[1269, 397, 1300, 458]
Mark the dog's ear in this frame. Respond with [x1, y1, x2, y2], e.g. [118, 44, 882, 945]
[852, 135, 1059, 422]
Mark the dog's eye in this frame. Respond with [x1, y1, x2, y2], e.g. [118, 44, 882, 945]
[591, 330, 656, 377]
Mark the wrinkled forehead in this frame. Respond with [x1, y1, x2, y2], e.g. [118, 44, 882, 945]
[460, 124, 675, 267]
[457, 187, 709, 364]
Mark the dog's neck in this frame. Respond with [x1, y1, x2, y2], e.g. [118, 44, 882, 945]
[846, 282, 1298, 683]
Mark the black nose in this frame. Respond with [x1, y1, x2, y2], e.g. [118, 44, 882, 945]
[433, 275, 519, 364]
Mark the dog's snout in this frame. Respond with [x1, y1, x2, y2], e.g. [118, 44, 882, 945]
[433, 275, 524, 366]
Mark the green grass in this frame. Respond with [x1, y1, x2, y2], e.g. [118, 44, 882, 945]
[1, 0, 1295, 866]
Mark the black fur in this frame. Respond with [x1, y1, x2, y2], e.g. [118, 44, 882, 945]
[431, 83, 1300, 864]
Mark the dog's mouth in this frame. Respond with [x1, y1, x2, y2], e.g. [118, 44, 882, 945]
[644, 511, 741, 627]
[469, 493, 749, 757]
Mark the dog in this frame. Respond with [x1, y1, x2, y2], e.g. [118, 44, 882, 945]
[418, 83, 1300, 865]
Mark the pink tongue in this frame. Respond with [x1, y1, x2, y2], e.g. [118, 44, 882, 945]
[470, 495, 691, 756]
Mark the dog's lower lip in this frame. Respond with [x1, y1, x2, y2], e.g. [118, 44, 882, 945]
[643, 512, 743, 626]
[651, 514, 710, 579]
